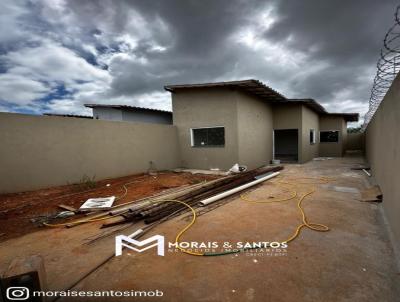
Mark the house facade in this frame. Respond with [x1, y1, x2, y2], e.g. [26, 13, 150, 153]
[165, 80, 358, 170]
[0, 79, 359, 193]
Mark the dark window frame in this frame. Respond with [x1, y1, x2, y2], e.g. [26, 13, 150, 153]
[320, 130, 340, 143]
[190, 126, 225, 148]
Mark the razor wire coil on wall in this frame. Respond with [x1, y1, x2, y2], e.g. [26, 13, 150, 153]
[363, 5, 400, 130]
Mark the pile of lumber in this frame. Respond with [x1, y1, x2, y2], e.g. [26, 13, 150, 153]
[63, 166, 283, 230]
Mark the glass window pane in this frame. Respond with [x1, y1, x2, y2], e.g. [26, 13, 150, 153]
[192, 127, 225, 147]
[320, 131, 339, 143]
[192, 128, 208, 146]
[207, 127, 225, 146]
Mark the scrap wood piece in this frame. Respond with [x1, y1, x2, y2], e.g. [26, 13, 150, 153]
[58, 204, 77, 212]
[360, 185, 382, 202]
[65, 166, 282, 228]
[141, 166, 284, 223]
[101, 216, 132, 228]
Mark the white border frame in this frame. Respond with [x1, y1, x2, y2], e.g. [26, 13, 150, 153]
[310, 129, 316, 145]
[272, 130, 275, 160]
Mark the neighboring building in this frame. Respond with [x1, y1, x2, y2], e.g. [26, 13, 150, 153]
[165, 79, 358, 170]
[43, 113, 92, 119]
[84, 104, 173, 125]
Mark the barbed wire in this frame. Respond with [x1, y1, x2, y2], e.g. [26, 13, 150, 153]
[362, 5, 400, 130]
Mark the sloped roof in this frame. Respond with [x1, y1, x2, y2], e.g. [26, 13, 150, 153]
[283, 99, 359, 122]
[164, 79, 286, 101]
[164, 79, 358, 122]
[84, 104, 172, 114]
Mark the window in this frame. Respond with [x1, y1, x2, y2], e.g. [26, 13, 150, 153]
[310, 129, 316, 144]
[191, 127, 225, 147]
[320, 130, 339, 143]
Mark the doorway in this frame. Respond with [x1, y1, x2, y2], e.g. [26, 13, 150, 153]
[273, 129, 299, 162]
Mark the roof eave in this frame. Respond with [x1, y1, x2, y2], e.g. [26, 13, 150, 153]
[164, 79, 286, 101]
[84, 104, 172, 114]
[323, 113, 359, 122]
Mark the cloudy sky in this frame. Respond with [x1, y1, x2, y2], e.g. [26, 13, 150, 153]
[0, 0, 397, 124]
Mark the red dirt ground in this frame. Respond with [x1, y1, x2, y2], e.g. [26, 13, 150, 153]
[0, 172, 219, 242]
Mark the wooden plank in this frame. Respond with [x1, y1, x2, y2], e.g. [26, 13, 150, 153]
[100, 216, 130, 228]
[58, 204, 77, 212]
[360, 185, 383, 202]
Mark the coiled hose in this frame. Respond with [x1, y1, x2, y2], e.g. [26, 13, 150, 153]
[44, 176, 331, 257]
[172, 176, 331, 256]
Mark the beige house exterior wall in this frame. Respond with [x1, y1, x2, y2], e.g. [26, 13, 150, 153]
[301, 106, 320, 162]
[366, 73, 400, 254]
[237, 91, 273, 169]
[272, 104, 320, 163]
[271, 104, 302, 162]
[1, 87, 357, 194]
[341, 118, 348, 154]
[0, 113, 179, 193]
[272, 104, 303, 161]
[272, 104, 303, 130]
[347, 133, 365, 151]
[319, 116, 347, 157]
[172, 88, 239, 170]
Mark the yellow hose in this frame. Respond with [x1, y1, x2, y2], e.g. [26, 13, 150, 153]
[42, 178, 206, 228]
[240, 181, 297, 203]
[44, 175, 332, 256]
[42, 197, 203, 256]
[164, 176, 331, 256]
[282, 187, 329, 243]
[240, 176, 331, 244]
[42, 215, 116, 227]
[158, 200, 203, 256]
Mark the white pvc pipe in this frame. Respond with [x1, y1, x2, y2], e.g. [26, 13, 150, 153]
[199, 171, 280, 206]
[128, 228, 144, 238]
[362, 169, 371, 177]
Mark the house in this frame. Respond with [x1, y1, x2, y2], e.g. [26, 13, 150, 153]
[84, 104, 173, 125]
[165, 79, 358, 170]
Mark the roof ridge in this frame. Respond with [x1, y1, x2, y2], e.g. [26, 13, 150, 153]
[164, 79, 286, 100]
[84, 104, 172, 113]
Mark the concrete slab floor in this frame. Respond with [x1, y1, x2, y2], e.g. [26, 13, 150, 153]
[0, 157, 399, 302]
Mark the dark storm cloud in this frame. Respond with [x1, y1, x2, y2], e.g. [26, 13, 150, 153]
[63, 0, 269, 96]
[265, 0, 396, 65]
[261, 0, 398, 105]
[86, 0, 397, 107]
[0, 0, 399, 119]
[125, 0, 265, 55]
